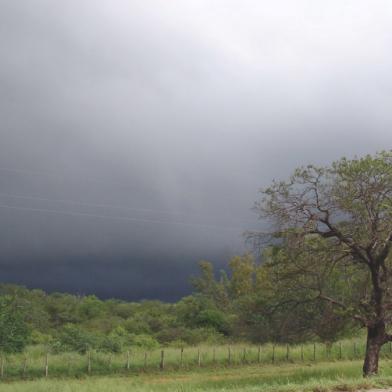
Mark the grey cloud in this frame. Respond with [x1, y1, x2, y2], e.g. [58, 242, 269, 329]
[0, 1, 392, 299]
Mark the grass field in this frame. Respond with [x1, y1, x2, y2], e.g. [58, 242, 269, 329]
[2, 339, 392, 391]
[1, 338, 391, 380]
[2, 360, 392, 392]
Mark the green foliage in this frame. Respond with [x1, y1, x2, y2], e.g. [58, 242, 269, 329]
[0, 296, 31, 353]
[29, 330, 53, 346]
[52, 324, 99, 354]
[128, 334, 159, 349]
[99, 334, 124, 353]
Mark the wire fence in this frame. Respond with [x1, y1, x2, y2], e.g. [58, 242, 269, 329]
[1, 341, 391, 381]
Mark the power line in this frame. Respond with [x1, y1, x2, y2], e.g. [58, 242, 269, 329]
[0, 166, 258, 227]
[0, 203, 248, 232]
[0, 192, 255, 226]
[0, 192, 192, 217]
[0, 167, 253, 221]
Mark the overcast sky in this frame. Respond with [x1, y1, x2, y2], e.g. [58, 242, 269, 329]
[0, 1, 392, 300]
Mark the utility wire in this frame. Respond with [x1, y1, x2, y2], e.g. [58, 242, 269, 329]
[0, 166, 258, 227]
[0, 203, 248, 232]
[0, 192, 193, 217]
[0, 192, 255, 226]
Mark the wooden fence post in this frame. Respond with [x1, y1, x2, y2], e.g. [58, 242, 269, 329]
[313, 343, 316, 361]
[45, 352, 49, 377]
[22, 357, 27, 378]
[197, 348, 201, 367]
[87, 351, 91, 375]
[286, 345, 289, 361]
[228, 346, 231, 365]
[339, 342, 342, 360]
[301, 345, 304, 361]
[212, 347, 216, 364]
[180, 347, 184, 368]
[159, 350, 165, 371]
[0, 355, 4, 378]
[272, 345, 275, 363]
[144, 352, 148, 370]
[126, 351, 130, 370]
[242, 348, 246, 363]
[258, 346, 261, 363]
[353, 342, 357, 358]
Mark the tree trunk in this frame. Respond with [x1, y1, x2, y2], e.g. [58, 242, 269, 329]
[363, 323, 386, 377]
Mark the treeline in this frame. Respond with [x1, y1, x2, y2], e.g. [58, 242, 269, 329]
[0, 253, 356, 355]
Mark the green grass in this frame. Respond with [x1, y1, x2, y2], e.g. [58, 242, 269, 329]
[1, 360, 392, 391]
[0, 339, 390, 379]
[1, 338, 392, 391]
[2, 337, 392, 380]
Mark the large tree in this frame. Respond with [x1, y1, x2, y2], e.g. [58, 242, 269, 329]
[252, 152, 392, 376]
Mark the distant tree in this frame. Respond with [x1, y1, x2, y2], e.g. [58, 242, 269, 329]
[176, 295, 230, 334]
[0, 296, 30, 353]
[251, 152, 392, 376]
[190, 260, 230, 308]
[229, 254, 255, 298]
[54, 324, 99, 354]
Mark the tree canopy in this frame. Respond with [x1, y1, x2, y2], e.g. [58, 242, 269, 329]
[252, 151, 392, 376]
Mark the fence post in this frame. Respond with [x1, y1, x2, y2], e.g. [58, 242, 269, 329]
[67, 355, 72, 375]
[389, 342, 392, 354]
[0, 355, 4, 378]
[313, 343, 316, 361]
[87, 351, 91, 375]
[258, 346, 261, 363]
[180, 347, 184, 368]
[286, 345, 289, 361]
[339, 342, 342, 360]
[144, 352, 148, 370]
[197, 348, 201, 367]
[45, 352, 49, 377]
[354, 342, 357, 358]
[242, 348, 246, 363]
[228, 346, 231, 365]
[301, 345, 304, 361]
[212, 347, 216, 364]
[22, 357, 27, 378]
[272, 345, 275, 363]
[126, 351, 130, 370]
[160, 350, 165, 371]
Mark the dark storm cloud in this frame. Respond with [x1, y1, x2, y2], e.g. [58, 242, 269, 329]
[1, 1, 392, 300]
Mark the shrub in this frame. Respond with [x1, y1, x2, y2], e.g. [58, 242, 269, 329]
[29, 330, 53, 345]
[128, 334, 159, 349]
[0, 296, 31, 353]
[181, 327, 225, 345]
[52, 324, 100, 354]
[99, 334, 123, 353]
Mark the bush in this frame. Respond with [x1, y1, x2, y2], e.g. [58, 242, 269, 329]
[181, 327, 225, 346]
[196, 309, 230, 334]
[156, 326, 187, 344]
[0, 296, 31, 353]
[128, 334, 159, 349]
[29, 330, 53, 345]
[99, 334, 123, 353]
[97, 326, 129, 353]
[52, 324, 100, 354]
[123, 317, 151, 335]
